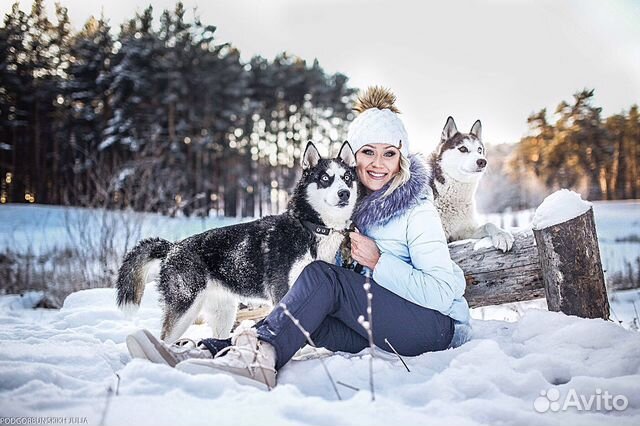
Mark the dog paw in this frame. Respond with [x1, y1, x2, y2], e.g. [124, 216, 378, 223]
[491, 230, 514, 252]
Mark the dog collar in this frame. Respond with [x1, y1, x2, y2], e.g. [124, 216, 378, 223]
[301, 220, 348, 236]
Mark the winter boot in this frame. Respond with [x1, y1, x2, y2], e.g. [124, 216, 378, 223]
[176, 325, 277, 390]
[126, 329, 213, 367]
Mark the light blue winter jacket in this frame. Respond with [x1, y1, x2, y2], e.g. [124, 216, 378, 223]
[351, 154, 472, 347]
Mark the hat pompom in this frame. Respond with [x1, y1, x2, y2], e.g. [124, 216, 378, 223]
[353, 86, 400, 114]
[347, 86, 409, 156]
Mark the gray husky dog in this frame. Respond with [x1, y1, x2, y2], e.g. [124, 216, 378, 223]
[116, 141, 358, 343]
[429, 116, 514, 252]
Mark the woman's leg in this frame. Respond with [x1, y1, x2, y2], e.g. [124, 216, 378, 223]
[199, 309, 370, 357]
[310, 316, 369, 353]
[199, 314, 370, 357]
[257, 260, 454, 370]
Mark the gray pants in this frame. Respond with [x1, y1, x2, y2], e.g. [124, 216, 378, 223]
[256, 261, 454, 370]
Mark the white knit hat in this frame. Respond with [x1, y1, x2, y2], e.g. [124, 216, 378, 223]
[347, 87, 409, 156]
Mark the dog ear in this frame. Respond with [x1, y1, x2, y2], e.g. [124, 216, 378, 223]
[337, 141, 356, 167]
[470, 120, 482, 140]
[440, 116, 458, 143]
[301, 141, 321, 170]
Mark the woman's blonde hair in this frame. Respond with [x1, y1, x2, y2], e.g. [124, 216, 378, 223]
[381, 153, 411, 198]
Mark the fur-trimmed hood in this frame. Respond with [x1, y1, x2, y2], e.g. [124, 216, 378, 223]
[353, 154, 431, 233]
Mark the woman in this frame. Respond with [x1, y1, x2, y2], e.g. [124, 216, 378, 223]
[126, 87, 471, 390]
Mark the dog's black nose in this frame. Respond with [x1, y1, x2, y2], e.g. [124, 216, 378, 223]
[477, 159, 487, 168]
[338, 189, 350, 202]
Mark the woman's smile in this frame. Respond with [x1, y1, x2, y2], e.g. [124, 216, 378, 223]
[366, 170, 388, 180]
[356, 144, 401, 191]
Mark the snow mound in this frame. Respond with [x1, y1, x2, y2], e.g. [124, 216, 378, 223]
[0, 287, 639, 425]
[0, 291, 44, 310]
[533, 189, 592, 230]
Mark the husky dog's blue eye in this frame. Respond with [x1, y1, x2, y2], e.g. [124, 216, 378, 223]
[478, 147, 483, 154]
[321, 175, 329, 182]
[458, 146, 469, 153]
[343, 173, 352, 183]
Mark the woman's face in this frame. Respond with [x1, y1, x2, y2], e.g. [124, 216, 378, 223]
[356, 144, 401, 191]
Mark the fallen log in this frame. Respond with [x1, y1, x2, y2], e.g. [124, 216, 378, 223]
[449, 231, 545, 308]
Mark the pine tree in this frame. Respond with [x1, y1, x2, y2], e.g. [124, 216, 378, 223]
[513, 90, 639, 201]
[103, 6, 160, 154]
[605, 113, 627, 199]
[25, 0, 56, 204]
[64, 14, 113, 204]
[1, 0, 357, 215]
[625, 105, 640, 198]
[49, 3, 72, 204]
[1, 2, 32, 204]
[552, 90, 609, 199]
[0, 19, 11, 204]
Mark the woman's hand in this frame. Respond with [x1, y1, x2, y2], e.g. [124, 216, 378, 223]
[349, 229, 380, 270]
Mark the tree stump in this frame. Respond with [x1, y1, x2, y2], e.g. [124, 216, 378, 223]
[533, 207, 609, 319]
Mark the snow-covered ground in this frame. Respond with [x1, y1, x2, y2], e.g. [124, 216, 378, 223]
[0, 201, 639, 424]
[0, 286, 638, 425]
[0, 203, 249, 255]
[0, 204, 256, 303]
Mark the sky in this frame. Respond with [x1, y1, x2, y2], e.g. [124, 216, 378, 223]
[5, 0, 640, 153]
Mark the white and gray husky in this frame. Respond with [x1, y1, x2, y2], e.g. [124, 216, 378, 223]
[116, 141, 359, 343]
[429, 117, 514, 252]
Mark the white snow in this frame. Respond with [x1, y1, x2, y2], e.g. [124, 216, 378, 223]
[0, 203, 250, 255]
[1, 201, 639, 424]
[532, 189, 592, 230]
[113, 167, 135, 190]
[0, 291, 44, 311]
[472, 238, 494, 251]
[0, 287, 639, 425]
[98, 135, 118, 151]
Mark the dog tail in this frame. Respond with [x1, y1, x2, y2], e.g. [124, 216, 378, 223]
[116, 237, 172, 313]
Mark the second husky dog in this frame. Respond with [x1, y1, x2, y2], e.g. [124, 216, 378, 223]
[116, 141, 359, 343]
[429, 116, 514, 252]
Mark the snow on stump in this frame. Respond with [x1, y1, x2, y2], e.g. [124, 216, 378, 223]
[532, 190, 610, 320]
